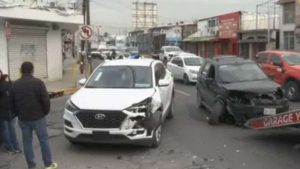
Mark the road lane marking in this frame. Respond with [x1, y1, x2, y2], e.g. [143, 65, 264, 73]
[175, 90, 191, 97]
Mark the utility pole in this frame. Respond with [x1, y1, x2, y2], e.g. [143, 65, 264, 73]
[267, 2, 271, 50]
[256, 5, 259, 29]
[82, 0, 91, 77]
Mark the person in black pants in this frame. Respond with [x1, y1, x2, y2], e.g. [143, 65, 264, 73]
[0, 69, 21, 154]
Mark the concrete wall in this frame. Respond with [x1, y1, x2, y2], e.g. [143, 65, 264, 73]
[0, 20, 8, 74]
[241, 13, 280, 30]
[279, 5, 295, 50]
[47, 29, 62, 81]
[0, 7, 83, 25]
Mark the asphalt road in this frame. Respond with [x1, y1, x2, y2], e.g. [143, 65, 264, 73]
[6, 82, 300, 169]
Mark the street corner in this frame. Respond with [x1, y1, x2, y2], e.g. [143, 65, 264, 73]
[48, 88, 78, 99]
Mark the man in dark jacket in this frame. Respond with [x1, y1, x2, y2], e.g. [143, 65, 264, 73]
[12, 62, 57, 169]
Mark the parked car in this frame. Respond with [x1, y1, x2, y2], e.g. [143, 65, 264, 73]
[159, 46, 183, 61]
[196, 56, 289, 125]
[64, 59, 174, 147]
[256, 50, 300, 101]
[167, 53, 204, 84]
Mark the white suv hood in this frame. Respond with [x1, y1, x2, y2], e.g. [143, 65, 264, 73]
[166, 51, 182, 56]
[71, 88, 155, 111]
[186, 66, 201, 72]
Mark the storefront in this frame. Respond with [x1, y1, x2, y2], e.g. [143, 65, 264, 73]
[238, 29, 279, 59]
[0, 7, 83, 81]
[218, 12, 241, 56]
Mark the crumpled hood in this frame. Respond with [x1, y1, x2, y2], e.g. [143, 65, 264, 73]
[222, 80, 280, 93]
[71, 88, 155, 110]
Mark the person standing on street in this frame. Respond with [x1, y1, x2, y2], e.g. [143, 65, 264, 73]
[111, 49, 117, 60]
[11, 62, 58, 169]
[0, 69, 21, 154]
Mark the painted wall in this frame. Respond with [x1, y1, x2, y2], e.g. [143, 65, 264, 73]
[197, 18, 218, 37]
[218, 12, 241, 39]
[241, 13, 280, 30]
[0, 20, 8, 74]
[47, 29, 62, 81]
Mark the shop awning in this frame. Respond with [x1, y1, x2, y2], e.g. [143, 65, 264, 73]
[183, 31, 218, 42]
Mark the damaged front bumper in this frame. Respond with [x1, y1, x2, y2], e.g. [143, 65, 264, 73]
[226, 99, 289, 123]
[63, 108, 161, 145]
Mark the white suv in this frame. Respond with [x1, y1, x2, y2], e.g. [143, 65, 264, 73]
[64, 59, 174, 147]
[167, 53, 204, 84]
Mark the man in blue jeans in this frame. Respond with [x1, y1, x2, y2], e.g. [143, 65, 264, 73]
[12, 62, 58, 169]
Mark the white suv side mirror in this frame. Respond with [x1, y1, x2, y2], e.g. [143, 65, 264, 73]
[158, 79, 170, 87]
[78, 78, 87, 86]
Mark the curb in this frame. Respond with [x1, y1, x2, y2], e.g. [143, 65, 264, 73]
[48, 88, 78, 99]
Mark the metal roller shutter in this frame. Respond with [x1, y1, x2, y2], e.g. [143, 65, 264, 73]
[8, 27, 47, 80]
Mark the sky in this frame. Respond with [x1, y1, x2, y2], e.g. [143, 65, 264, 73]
[90, 0, 269, 33]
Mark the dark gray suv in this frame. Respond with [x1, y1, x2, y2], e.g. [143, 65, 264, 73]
[196, 56, 289, 126]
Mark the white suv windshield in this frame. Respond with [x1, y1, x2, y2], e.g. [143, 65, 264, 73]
[86, 66, 152, 88]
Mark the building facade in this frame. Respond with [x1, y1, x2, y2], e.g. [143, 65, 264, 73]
[278, 0, 297, 51]
[238, 12, 280, 59]
[0, 1, 83, 81]
[183, 11, 241, 58]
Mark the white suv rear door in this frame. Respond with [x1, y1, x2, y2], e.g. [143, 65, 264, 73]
[154, 62, 173, 115]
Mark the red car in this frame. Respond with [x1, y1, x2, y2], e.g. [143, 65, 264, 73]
[256, 50, 300, 101]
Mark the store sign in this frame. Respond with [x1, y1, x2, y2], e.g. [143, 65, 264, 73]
[246, 110, 300, 130]
[165, 26, 182, 41]
[197, 18, 218, 37]
[219, 12, 240, 39]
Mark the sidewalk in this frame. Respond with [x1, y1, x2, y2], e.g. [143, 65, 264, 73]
[0, 59, 81, 169]
[46, 58, 84, 97]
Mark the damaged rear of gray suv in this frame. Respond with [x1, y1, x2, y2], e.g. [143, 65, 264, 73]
[196, 56, 289, 125]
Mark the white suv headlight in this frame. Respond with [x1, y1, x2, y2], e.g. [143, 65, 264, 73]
[65, 100, 79, 113]
[126, 98, 152, 116]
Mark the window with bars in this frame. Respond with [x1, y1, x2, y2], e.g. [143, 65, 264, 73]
[283, 3, 295, 24]
[284, 31, 295, 50]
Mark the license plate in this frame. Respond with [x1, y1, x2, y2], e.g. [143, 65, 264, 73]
[264, 108, 276, 116]
[92, 131, 111, 140]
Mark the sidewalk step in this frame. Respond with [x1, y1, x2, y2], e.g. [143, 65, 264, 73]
[48, 88, 79, 99]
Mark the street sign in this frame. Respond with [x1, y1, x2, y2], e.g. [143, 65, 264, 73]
[80, 25, 93, 40]
[245, 110, 300, 130]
